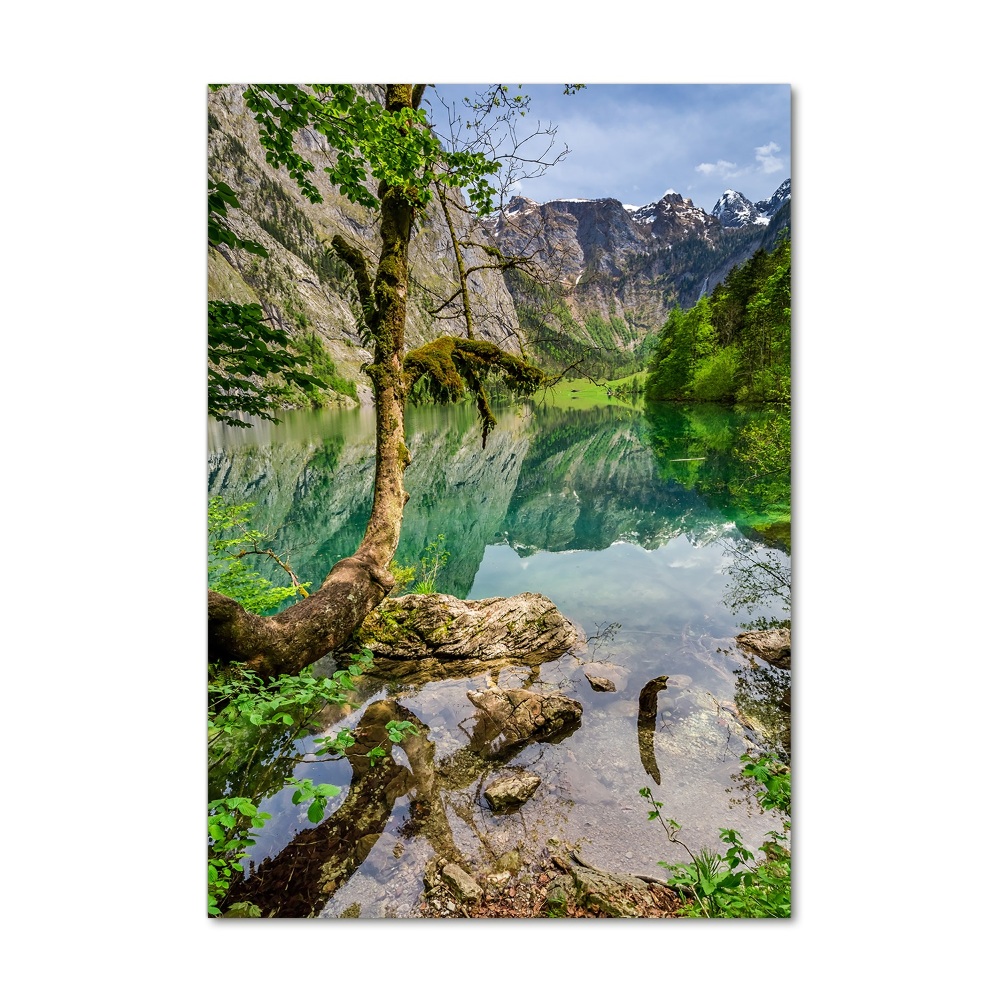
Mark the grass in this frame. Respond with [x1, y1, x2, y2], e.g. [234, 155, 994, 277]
[533, 373, 647, 411]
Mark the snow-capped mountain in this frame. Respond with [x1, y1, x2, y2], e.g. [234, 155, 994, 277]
[711, 179, 791, 228]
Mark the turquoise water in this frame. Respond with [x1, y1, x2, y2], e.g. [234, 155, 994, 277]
[209, 399, 790, 916]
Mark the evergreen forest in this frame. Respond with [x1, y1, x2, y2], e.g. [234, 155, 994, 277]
[645, 236, 790, 405]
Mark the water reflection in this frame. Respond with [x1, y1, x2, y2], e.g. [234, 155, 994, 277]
[226, 687, 581, 917]
[208, 399, 792, 605]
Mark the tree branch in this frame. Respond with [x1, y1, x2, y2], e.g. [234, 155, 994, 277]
[234, 546, 310, 597]
[326, 235, 377, 335]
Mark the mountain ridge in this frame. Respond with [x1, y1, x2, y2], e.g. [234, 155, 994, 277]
[493, 179, 790, 374]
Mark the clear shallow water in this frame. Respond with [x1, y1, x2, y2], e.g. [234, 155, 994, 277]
[209, 399, 790, 917]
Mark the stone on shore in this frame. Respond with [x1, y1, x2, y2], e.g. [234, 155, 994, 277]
[439, 863, 483, 904]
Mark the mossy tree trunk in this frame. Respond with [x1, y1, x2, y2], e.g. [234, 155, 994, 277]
[208, 85, 418, 677]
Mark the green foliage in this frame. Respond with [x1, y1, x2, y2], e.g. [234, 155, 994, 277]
[208, 301, 336, 427]
[583, 313, 632, 352]
[386, 719, 419, 742]
[297, 333, 358, 404]
[207, 796, 270, 916]
[689, 344, 740, 401]
[729, 407, 791, 523]
[207, 499, 389, 916]
[416, 534, 449, 593]
[241, 84, 501, 216]
[207, 646, 375, 915]
[404, 336, 545, 446]
[390, 535, 450, 595]
[640, 752, 790, 918]
[209, 83, 505, 426]
[208, 498, 307, 614]
[208, 179, 269, 258]
[288, 778, 342, 824]
[208, 660, 363, 740]
[388, 559, 417, 596]
[645, 237, 790, 404]
[363, 719, 420, 767]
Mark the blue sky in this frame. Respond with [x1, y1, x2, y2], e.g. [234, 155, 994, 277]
[429, 84, 790, 212]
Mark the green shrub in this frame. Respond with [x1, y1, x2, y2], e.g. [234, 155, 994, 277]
[641, 752, 790, 918]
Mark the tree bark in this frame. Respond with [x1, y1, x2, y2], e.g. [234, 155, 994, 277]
[208, 85, 418, 677]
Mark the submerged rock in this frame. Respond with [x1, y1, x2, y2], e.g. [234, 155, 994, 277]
[467, 687, 583, 746]
[637, 675, 672, 785]
[584, 672, 616, 692]
[484, 772, 542, 811]
[736, 628, 791, 669]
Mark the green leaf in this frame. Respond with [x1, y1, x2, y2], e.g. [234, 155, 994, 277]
[307, 800, 324, 824]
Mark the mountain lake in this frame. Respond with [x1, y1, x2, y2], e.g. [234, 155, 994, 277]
[208, 396, 791, 917]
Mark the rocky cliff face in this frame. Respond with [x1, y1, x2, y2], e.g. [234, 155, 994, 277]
[207, 85, 523, 403]
[492, 180, 791, 373]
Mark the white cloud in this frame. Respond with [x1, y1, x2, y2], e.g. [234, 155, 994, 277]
[755, 141, 784, 174]
[696, 159, 738, 177]
[695, 142, 786, 191]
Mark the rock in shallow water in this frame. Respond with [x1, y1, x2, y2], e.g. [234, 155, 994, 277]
[362, 592, 581, 670]
[484, 772, 542, 810]
[467, 687, 583, 744]
[736, 627, 791, 669]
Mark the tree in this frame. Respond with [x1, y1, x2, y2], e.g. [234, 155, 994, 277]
[207, 84, 552, 676]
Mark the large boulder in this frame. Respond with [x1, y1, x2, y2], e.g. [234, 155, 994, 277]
[736, 628, 791, 669]
[360, 592, 582, 684]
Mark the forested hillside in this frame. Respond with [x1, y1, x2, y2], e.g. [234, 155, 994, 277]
[644, 235, 790, 404]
